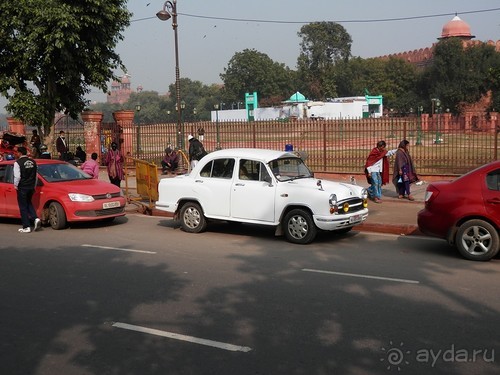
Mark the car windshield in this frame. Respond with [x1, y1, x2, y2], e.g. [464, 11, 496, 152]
[268, 157, 313, 182]
[38, 163, 91, 182]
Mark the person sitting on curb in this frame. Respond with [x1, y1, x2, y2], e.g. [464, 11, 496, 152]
[161, 146, 179, 175]
[364, 140, 397, 203]
[81, 152, 100, 179]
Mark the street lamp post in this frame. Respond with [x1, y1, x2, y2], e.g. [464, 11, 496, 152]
[157, 0, 182, 150]
[135, 104, 141, 157]
[214, 103, 220, 150]
[416, 105, 423, 145]
[432, 99, 441, 144]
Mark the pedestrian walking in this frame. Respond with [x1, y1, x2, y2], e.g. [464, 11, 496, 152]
[188, 134, 207, 169]
[14, 146, 41, 233]
[364, 140, 397, 203]
[393, 139, 419, 200]
[104, 142, 124, 187]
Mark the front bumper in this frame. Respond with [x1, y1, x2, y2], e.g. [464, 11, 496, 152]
[313, 209, 369, 231]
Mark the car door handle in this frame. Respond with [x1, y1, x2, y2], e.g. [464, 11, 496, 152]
[486, 198, 500, 204]
[195, 180, 203, 183]
[235, 183, 245, 186]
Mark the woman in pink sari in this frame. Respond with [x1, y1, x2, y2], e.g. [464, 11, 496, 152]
[104, 142, 124, 187]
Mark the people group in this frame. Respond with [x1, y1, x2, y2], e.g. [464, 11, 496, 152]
[364, 139, 419, 203]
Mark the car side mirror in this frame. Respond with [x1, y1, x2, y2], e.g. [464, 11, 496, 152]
[263, 175, 272, 185]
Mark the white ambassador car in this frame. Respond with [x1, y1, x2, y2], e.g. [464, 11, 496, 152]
[156, 148, 368, 244]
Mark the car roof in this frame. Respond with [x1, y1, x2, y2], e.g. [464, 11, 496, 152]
[0, 159, 67, 166]
[206, 148, 297, 163]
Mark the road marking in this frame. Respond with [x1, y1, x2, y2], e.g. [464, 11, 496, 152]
[81, 244, 157, 254]
[302, 268, 420, 284]
[112, 322, 252, 352]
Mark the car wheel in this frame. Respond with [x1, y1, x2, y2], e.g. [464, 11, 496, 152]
[283, 208, 317, 244]
[48, 202, 67, 230]
[456, 219, 500, 261]
[180, 202, 207, 233]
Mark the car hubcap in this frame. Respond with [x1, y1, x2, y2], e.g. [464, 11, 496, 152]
[288, 215, 308, 239]
[461, 225, 492, 255]
[184, 207, 200, 229]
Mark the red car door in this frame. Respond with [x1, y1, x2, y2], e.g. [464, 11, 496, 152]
[483, 167, 500, 228]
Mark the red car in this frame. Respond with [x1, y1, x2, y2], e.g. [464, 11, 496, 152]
[417, 161, 500, 261]
[0, 159, 126, 229]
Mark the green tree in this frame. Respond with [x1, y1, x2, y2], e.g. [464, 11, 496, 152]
[220, 49, 294, 105]
[0, 0, 130, 144]
[424, 38, 500, 113]
[297, 22, 352, 100]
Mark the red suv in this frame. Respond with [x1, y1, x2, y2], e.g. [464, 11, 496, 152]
[417, 161, 500, 261]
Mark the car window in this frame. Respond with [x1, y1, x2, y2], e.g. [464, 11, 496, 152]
[239, 159, 269, 182]
[0, 165, 14, 183]
[0, 165, 6, 183]
[486, 169, 500, 191]
[268, 157, 313, 182]
[38, 163, 91, 182]
[199, 158, 235, 179]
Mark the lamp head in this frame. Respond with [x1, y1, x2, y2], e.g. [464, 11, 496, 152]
[156, 10, 171, 21]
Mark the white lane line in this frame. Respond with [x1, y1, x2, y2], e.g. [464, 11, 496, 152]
[112, 322, 252, 352]
[81, 244, 156, 254]
[302, 268, 420, 284]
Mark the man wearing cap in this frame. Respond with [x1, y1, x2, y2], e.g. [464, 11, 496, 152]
[188, 134, 207, 169]
[161, 146, 179, 175]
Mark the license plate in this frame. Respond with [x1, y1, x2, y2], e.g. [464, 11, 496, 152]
[103, 201, 120, 209]
[349, 214, 362, 223]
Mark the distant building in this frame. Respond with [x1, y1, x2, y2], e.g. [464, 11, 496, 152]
[378, 15, 500, 68]
[107, 74, 143, 105]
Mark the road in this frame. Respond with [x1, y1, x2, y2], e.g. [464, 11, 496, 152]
[1, 214, 499, 375]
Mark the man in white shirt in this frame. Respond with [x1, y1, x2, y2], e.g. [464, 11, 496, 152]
[364, 140, 397, 203]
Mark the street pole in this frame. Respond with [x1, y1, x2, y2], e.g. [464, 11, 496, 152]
[157, 0, 182, 150]
[214, 103, 220, 150]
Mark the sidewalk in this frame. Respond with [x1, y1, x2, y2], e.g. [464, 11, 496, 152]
[115, 168, 429, 236]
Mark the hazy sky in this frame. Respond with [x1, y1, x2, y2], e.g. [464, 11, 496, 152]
[1, 0, 500, 112]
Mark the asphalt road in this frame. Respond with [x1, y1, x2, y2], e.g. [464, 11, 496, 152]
[1, 214, 499, 375]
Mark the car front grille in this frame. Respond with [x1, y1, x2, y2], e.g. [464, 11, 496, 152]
[92, 192, 122, 200]
[75, 207, 125, 217]
[340, 198, 366, 213]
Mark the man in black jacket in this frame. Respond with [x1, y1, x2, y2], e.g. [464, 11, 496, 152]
[14, 147, 41, 233]
[188, 134, 207, 169]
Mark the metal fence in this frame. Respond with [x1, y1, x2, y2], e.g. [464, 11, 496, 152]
[63, 115, 499, 176]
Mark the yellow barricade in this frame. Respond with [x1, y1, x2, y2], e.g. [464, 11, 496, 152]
[124, 157, 159, 214]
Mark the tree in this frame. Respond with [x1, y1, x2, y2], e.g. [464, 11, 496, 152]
[220, 49, 294, 106]
[0, 0, 130, 144]
[297, 22, 352, 100]
[424, 38, 500, 113]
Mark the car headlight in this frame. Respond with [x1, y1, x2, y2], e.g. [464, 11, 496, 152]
[329, 194, 337, 207]
[361, 188, 368, 199]
[68, 193, 95, 202]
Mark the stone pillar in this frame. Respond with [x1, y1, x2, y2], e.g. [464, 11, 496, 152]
[421, 113, 429, 131]
[488, 112, 498, 133]
[442, 112, 452, 132]
[112, 110, 135, 160]
[6, 117, 26, 135]
[81, 111, 103, 161]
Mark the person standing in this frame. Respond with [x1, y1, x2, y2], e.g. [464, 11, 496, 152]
[56, 130, 69, 160]
[81, 152, 100, 179]
[364, 140, 397, 203]
[188, 134, 207, 169]
[30, 129, 41, 157]
[393, 139, 419, 201]
[14, 146, 41, 233]
[104, 142, 124, 187]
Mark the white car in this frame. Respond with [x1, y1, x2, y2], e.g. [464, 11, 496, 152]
[156, 148, 369, 244]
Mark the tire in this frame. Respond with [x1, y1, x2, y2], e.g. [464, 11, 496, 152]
[48, 202, 67, 230]
[180, 202, 207, 233]
[455, 219, 500, 261]
[283, 208, 317, 244]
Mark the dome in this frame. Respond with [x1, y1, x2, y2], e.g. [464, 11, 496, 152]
[440, 16, 475, 39]
[121, 74, 130, 84]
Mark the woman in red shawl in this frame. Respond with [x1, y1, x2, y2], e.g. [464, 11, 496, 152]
[364, 140, 397, 203]
[392, 139, 419, 200]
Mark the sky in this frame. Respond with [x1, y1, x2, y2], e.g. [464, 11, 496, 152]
[1, 0, 500, 113]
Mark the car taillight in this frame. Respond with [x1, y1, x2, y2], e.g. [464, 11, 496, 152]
[424, 185, 440, 204]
